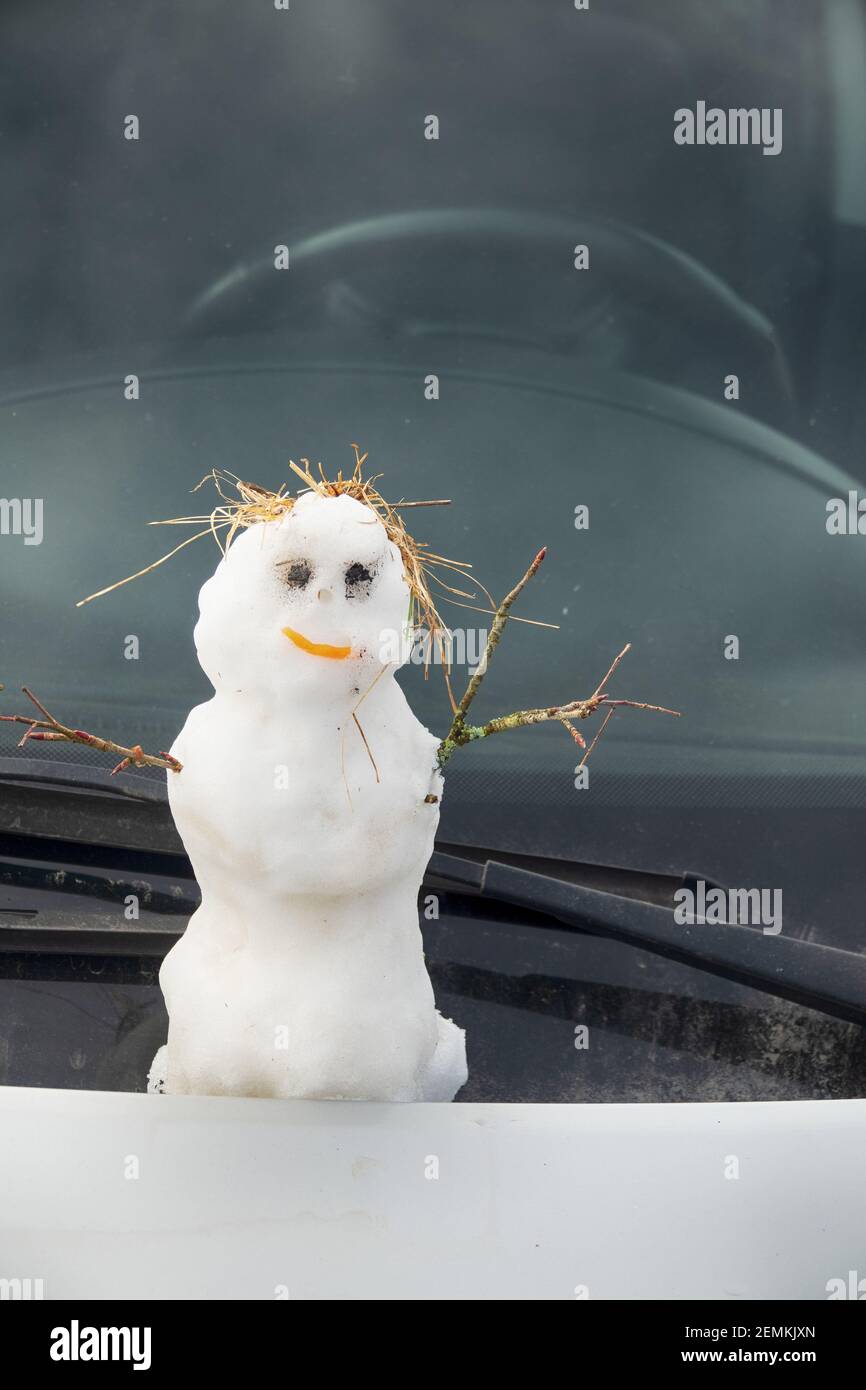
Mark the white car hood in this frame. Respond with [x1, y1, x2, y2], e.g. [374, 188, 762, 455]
[0, 1088, 863, 1300]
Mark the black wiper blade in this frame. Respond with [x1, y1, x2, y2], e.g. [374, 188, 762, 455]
[428, 851, 866, 1028]
[0, 758, 166, 803]
[0, 763, 179, 856]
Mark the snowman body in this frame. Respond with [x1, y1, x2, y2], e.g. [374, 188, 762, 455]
[150, 492, 467, 1101]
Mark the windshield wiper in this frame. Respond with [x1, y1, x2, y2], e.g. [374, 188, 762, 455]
[2, 775, 863, 1027]
[0, 758, 165, 803]
[428, 850, 866, 1028]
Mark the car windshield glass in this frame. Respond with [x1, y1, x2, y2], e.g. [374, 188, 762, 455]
[1, 0, 864, 940]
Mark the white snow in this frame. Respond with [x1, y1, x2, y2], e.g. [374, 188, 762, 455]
[150, 492, 467, 1101]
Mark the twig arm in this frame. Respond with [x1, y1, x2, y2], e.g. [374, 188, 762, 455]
[453, 547, 547, 726]
[0, 686, 182, 775]
[436, 554, 680, 772]
[456, 690, 679, 743]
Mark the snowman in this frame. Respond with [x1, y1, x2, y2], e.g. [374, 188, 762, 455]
[147, 485, 468, 1101]
[3, 450, 678, 1103]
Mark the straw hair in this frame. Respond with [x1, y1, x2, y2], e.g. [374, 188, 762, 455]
[75, 445, 499, 673]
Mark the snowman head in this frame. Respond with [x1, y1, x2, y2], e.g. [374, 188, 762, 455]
[193, 492, 412, 702]
[78, 447, 482, 700]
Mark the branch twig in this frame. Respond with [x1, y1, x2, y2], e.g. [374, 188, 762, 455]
[454, 546, 548, 727]
[437, 552, 680, 770]
[0, 687, 182, 775]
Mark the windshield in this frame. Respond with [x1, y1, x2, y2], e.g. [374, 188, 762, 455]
[1, 0, 865, 954]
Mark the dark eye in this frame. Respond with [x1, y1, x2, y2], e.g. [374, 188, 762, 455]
[280, 559, 312, 590]
[345, 561, 374, 597]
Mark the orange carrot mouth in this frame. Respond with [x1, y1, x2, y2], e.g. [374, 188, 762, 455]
[281, 626, 352, 660]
